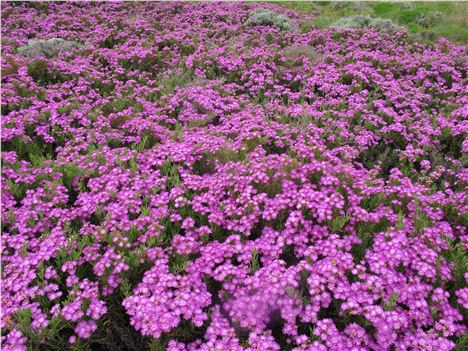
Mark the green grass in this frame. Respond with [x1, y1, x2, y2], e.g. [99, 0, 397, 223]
[266, 1, 468, 43]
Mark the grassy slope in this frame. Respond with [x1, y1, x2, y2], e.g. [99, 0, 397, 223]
[270, 1, 468, 44]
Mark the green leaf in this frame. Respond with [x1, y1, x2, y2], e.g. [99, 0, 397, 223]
[250, 248, 260, 274]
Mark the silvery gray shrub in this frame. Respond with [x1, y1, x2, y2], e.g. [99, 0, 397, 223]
[330, 2, 348, 9]
[246, 8, 295, 31]
[332, 15, 398, 33]
[17, 38, 82, 58]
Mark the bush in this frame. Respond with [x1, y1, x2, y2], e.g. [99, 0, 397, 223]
[282, 45, 322, 66]
[330, 2, 348, 9]
[332, 15, 399, 33]
[351, 2, 371, 11]
[417, 11, 443, 28]
[411, 31, 439, 44]
[398, 3, 414, 10]
[246, 8, 295, 31]
[17, 38, 82, 59]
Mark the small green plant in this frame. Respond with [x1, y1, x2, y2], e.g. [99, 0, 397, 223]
[249, 248, 260, 274]
[17, 38, 83, 59]
[455, 332, 468, 351]
[246, 8, 295, 31]
[169, 253, 189, 274]
[26, 59, 75, 85]
[159, 71, 195, 95]
[149, 338, 169, 351]
[328, 213, 351, 233]
[383, 293, 400, 311]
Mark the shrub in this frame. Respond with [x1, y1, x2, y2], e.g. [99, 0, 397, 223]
[282, 45, 322, 66]
[417, 11, 443, 28]
[332, 15, 399, 33]
[17, 38, 82, 58]
[351, 2, 371, 11]
[411, 31, 439, 44]
[330, 2, 348, 9]
[398, 3, 414, 10]
[246, 8, 295, 31]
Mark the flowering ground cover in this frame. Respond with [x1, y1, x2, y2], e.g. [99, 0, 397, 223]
[1, 2, 467, 350]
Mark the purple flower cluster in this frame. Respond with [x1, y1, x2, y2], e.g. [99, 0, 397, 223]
[122, 250, 211, 338]
[1, 2, 467, 350]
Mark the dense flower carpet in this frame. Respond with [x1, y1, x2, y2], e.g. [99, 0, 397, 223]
[1, 2, 467, 350]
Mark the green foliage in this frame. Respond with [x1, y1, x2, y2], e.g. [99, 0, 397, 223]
[4, 135, 53, 164]
[169, 253, 189, 274]
[351, 219, 390, 263]
[55, 162, 88, 187]
[270, 1, 316, 13]
[413, 209, 433, 231]
[99, 33, 128, 49]
[24, 1, 49, 11]
[372, 2, 401, 17]
[372, 3, 436, 25]
[160, 159, 181, 190]
[119, 276, 134, 298]
[92, 292, 150, 351]
[327, 213, 351, 233]
[193, 148, 248, 175]
[27, 59, 74, 85]
[14, 308, 32, 329]
[149, 338, 169, 351]
[455, 332, 468, 351]
[444, 240, 468, 292]
[12, 308, 76, 350]
[249, 248, 260, 274]
[102, 98, 143, 116]
[6, 179, 28, 202]
[396, 212, 405, 230]
[118, 53, 167, 73]
[254, 177, 283, 198]
[383, 292, 399, 311]
[361, 193, 386, 211]
[159, 71, 195, 96]
[442, 238, 468, 325]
